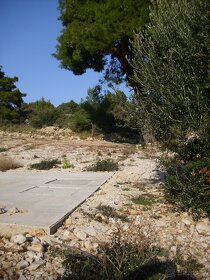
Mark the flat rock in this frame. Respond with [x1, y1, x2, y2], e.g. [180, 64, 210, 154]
[196, 222, 210, 235]
[83, 226, 97, 237]
[30, 242, 44, 253]
[11, 234, 26, 244]
[16, 260, 29, 270]
[182, 218, 191, 226]
[28, 260, 45, 271]
[73, 229, 87, 240]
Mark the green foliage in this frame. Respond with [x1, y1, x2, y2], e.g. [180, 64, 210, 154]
[82, 85, 116, 134]
[55, 100, 80, 128]
[61, 225, 159, 280]
[58, 224, 197, 279]
[70, 109, 91, 132]
[164, 158, 210, 216]
[62, 157, 73, 169]
[132, 194, 156, 206]
[0, 66, 26, 123]
[30, 159, 61, 170]
[86, 158, 119, 172]
[54, 0, 150, 84]
[0, 147, 8, 153]
[131, 0, 209, 155]
[25, 98, 57, 128]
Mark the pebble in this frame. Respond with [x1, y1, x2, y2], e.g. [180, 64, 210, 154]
[18, 273, 28, 280]
[8, 207, 20, 215]
[73, 229, 87, 240]
[196, 222, 210, 235]
[16, 260, 29, 270]
[11, 234, 26, 245]
[28, 260, 45, 271]
[84, 226, 97, 237]
[182, 218, 191, 226]
[30, 242, 44, 253]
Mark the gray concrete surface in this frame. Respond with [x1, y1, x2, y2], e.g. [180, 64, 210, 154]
[0, 171, 113, 235]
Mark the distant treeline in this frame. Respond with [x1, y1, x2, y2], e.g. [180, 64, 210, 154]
[0, 69, 140, 140]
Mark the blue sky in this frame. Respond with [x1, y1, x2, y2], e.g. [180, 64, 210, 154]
[0, 0, 124, 106]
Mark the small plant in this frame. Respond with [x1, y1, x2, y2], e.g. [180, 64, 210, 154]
[33, 155, 39, 159]
[86, 159, 118, 172]
[97, 151, 103, 157]
[0, 147, 8, 153]
[0, 156, 21, 171]
[59, 221, 196, 279]
[63, 158, 73, 169]
[132, 194, 156, 206]
[30, 159, 61, 170]
[97, 205, 129, 222]
[122, 188, 130, 191]
[61, 222, 159, 280]
[24, 144, 35, 150]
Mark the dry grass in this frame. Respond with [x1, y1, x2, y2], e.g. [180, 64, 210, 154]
[0, 156, 21, 171]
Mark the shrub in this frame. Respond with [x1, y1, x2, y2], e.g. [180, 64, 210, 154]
[96, 205, 129, 222]
[131, 194, 156, 206]
[56, 222, 197, 279]
[61, 223, 159, 280]
[164, 157, 210, 217]
[30, 159, 61, 170]
[62, 158, 74, 169]
[86, 159, 118, 172]
[131, 0, 209, 157]
[26, 98, 58, 128]
[0, 156, 21, 171]
[0, 147, 8, 153]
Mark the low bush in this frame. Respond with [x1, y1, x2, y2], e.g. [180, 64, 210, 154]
[30, 159, 61, 170]
[60, 223, 159, 280]
[97, 205, 129, 222]
[86, 159, 118, 172]
[54, 222, 197, 280]
[0, 147, 8, 153]
[132, 194, 156, 206]
[164, 157, 210, 217]
[0, 156, 21, 171]
[62, 158, 74, 169]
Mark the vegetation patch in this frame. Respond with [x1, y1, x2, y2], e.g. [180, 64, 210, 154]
[52, 223, 197, 280]
[30, 159, 61, 170]
[0, 156, 21, 171]
[62, 158, 74, 169]
[97, 205, 128, 222]
[0, 147, 8, 153]
[86, 159, 118, 172]
[132, 194, 156, 206]
[164, 157, 210, 217]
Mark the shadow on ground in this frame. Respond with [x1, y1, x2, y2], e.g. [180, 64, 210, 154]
[56, 257, 196, 280]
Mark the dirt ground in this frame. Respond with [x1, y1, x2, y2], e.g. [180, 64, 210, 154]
[0, 128, 209, 279]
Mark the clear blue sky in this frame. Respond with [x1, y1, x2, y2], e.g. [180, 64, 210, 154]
[0, 0, 126, 106]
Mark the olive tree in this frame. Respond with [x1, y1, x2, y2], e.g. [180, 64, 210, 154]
[131, 0, 209, 155]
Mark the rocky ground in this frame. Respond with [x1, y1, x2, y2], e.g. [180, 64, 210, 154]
[0, 127, 209, 280]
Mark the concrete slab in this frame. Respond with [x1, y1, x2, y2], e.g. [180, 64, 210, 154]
[0, 171, 113, 236]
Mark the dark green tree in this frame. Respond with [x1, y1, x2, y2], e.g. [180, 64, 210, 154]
[56, 100, 79, 115]
[25, 98, 57, 128]
[131, 0, 209, 155]
[54, 0, 150, 84]
[55, 100, 80, 128]
[0, 66, 26, 123]
[82, 85, 116, 135]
